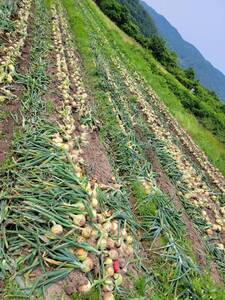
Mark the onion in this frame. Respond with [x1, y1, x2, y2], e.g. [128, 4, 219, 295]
[111, 221, 118, 233]
[126, 235, 133, 245]
[114, 273, 123, 286]
[74, 248, 88, 261]
[81, 256, 94, 272]
[106, 266, 114, 277]
[102, 292, 115, 300]
[98, 238, 107, 250]
[107, 238, 115, 249]
[115, 238, 122, 248]
[97, 214, 105, 224]
[104, 258, 113, 266]
[77, 236, 86, 243]
[61, 143, 70, 151]
[91, 209, 97, 218]
[51, 224, 63, 235]
[74, 202, 86, 211]
[72, 214, 86, 227]
[217, 243, 225, 251]
[108, 249, 118, 260]
[91, 229, 99, 240]
[125, 246, 134, 256]
[78, 280, 92, 294]
[103, 222, 112, 233]
[103, 210, 112, 218]
[103, 280, 114, 292]
[206, 229, 213, 236]
[82, 225, 92, 239]
[91, 197, 98, 208]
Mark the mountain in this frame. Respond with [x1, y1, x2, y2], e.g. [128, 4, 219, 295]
[141, 1, 225, 103]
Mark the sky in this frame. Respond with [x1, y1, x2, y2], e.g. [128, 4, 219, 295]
[143, 0, 225, 75]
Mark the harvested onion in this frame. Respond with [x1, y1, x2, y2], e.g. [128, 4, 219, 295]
[91, 197, 98, 208]
[74, 248, 88, 261]
[78, 280, 92, 294]
[98, 238, 107, 250]
[82, 225, 92, 239]
[102, 292, 115, 300]
[104, 258, 113, 266]
[103, 279, 114, 292]
[108, 249, 118, 260]
[114, 273, 123, 286]
[126, 235, 133, 244]
[106, 266, 114, 277]
[51, 224, 63, 235]
[103, 222, 112, 233]
[82, 256, 94, 272]
[107, 238, 115, 249]
[72, 214, 86, 227]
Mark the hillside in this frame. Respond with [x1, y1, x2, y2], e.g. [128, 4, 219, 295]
[96, 0, 225, 152]
[0, 0, 225, 299]
[141, 0, 225, 103]
[118, 0, 157, 36]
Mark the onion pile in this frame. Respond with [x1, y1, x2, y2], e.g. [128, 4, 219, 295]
[50, 5, 135, 298]
[0, 0, 32, 86]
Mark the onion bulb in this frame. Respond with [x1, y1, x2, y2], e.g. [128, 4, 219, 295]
[102, 292, 115, 300]
[81, 256, 94, 272]
[82, 225, 92, 239]
[78, 280, 92, 294]
[206, 229, 213, 236]
[91, 197, 98, 208]
[98, 238, 107, 250]
[74, 202, 86, 211]
[107, 238, 115, 249]
[126, 235, 133, 244]
[97, 214, 105, 224]
[72, 214, 86, 227]
[111, 221, 118, 233]
[103, 222, 112, 233]
[217, 243, 224, 251]
[108, 249, 118, 260]
[104, 258, 113, 266]
[125, 246, 134, 256]
[106, 266, 114, 277]
[51, 224, 63, 235]
[103, 280, 114, 292]
[114, 273, 123, 286]
[74, 248, 88, 261]
[91, 229, 99, 240]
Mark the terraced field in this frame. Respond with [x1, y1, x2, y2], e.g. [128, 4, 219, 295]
[0, 0, 224, 299]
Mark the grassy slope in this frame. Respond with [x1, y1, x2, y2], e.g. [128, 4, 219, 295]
[65, 0, 225, 176]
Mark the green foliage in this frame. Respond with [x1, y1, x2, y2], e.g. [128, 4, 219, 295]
[119, 0, 157, 36]
[95, 0, 140, 38]
[184, 67, 195, 80]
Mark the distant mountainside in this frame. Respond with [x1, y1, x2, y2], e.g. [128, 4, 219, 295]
[119, 0, 157, 36]
[141, 1, 225, 103]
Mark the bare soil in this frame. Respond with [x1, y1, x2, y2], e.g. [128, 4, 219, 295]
[82, 130, 114, 184]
